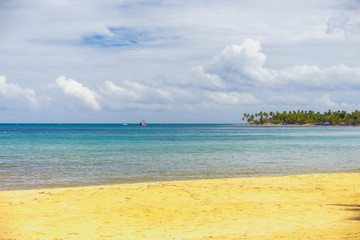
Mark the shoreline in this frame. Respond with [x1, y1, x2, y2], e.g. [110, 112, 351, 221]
[1, 173, 360, 239]
[3, 170, 360, 192]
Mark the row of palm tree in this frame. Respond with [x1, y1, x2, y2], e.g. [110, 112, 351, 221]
[242, 110, 360, 125]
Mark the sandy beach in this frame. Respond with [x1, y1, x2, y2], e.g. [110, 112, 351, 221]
[1, 173, 359, 240]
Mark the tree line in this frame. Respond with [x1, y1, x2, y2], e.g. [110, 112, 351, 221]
[242, 110, 360, 126]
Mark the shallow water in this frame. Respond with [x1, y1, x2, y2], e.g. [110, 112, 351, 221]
[1, 124, 359, 190]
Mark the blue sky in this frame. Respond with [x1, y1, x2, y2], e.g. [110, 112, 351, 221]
[0, 0, 359, 123]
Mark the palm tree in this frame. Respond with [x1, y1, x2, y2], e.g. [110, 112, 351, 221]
[242, 110, 360, 125]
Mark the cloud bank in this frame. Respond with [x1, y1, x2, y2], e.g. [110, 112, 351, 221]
[1, 38, 359, 121]
[1, 0, 359, 122]
[200, 39, 360, 91]
[55, 76, 101, 111]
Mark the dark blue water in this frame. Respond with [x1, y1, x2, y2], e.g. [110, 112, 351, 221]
[1, 124, 359, 190]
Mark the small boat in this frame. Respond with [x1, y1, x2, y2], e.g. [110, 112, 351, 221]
[139, 120, 147, 126]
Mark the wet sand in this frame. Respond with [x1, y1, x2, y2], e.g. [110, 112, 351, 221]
[1, 173, 360, 239]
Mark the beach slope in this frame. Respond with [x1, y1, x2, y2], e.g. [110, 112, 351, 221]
[1, 173, 360, 239]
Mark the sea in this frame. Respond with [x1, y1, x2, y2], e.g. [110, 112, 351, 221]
[1, 124, 360, 190]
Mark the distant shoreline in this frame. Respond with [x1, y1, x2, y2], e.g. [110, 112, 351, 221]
[244, 123, 356, 126]
[243, 110, 360, 126]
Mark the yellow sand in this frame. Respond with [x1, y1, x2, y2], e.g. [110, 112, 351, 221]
[1, 173, 360, 240]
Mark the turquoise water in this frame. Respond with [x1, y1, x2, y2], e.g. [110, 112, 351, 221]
[0, 124, 360, 190]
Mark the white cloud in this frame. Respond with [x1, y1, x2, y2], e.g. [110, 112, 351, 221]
[198, 38, 360, 91]
[55, 76, 101, 111]
[0, 76, 39, 110]
[99, 80, 174, 111]
[189, 66, 226, 90]
[205, 38, 276, 88]
[100, 80, 139, 102]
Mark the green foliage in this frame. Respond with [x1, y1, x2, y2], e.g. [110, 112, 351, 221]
[243, 110, 360, 126]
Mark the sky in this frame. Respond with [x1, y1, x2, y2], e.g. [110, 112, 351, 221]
[0, 0, 360, 123]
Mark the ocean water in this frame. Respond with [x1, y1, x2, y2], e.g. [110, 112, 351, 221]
[0, 124, 360, 190]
